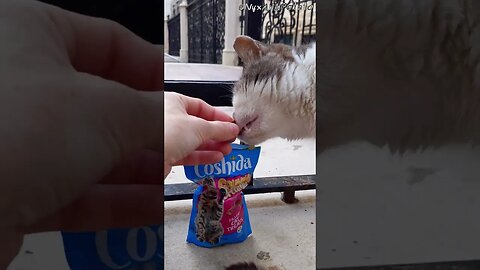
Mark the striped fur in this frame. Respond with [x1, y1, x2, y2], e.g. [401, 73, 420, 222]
[195, 177, 226, 244]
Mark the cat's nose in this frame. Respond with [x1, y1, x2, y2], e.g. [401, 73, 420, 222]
[232, 112, 245, 130]
[236, 122, 247, 135]
[232, 112, 239, 125]
[235, 114, 258, 135]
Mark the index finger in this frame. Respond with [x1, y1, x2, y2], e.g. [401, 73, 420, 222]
[179, 94, 234, 122]
[43, 2, 163, 91]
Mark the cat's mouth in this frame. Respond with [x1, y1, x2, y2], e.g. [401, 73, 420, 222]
[238, 116, 259, 136]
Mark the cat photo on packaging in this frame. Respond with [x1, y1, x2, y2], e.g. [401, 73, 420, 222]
[195, 177, 226, 245]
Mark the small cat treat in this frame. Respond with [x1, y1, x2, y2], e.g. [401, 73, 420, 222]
[183, 143, 261, 248]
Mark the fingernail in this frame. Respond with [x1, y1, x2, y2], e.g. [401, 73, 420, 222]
[216, 152, 224, 161]
[230, 123, 239, 133]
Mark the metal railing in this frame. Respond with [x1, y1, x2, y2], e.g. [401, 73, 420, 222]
[187, 0, 225, 63]
[240, 0, 316, 46]
[167, 14, 181, 56]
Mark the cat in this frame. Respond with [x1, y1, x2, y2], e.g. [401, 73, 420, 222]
[195, 177, 227, 244]
[233, 1, 480, 154]
[234, 0, 480, 154]
[226, 35, 316, 270]
[228, 1, 480, 269]
[232, 35, 316, 146]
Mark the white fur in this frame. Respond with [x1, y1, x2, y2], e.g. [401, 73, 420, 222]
[232, 43, 316, 145]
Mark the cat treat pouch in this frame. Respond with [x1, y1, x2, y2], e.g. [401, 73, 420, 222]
[62, 225, 164, 269]
[184, 143, 261, 248]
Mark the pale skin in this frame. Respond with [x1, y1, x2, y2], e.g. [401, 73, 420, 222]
[0, 0, 238, 267]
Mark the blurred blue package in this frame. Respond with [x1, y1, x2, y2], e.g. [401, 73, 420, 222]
[62, 225, 163, 270]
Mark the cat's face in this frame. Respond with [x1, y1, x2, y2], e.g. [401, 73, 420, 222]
[202, 185, 218, 200]
[232, 35, 297, 145]
[202, 177, 218, 200]
[233, 94, 291, 145]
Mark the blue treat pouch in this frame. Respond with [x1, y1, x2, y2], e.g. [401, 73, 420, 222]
[184, 143, 261, 248]
[62, 226, 163, 269]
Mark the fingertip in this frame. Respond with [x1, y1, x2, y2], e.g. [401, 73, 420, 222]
[213, 151, 225, 163]
[175, 151, 225, 166]
[228, 122, 240, 135]
[199, 120, 240, 143]
[220, 143, 232, 155]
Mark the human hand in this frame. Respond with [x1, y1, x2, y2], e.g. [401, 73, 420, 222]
[0, 0, 164, 266]
[164, 92, 239, 177]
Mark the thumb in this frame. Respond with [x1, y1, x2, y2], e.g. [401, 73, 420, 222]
[193, 118, 239, 144]
[78, 73, 164, 164]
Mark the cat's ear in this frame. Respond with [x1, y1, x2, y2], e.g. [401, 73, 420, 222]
[233, 35, 265, 64]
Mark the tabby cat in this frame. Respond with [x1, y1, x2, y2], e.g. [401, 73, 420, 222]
[195, 177, 227, 244]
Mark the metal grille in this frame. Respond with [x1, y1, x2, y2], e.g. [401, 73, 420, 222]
[187, 0, 225, 63]
[167, 14, 181, 56]
[241, 0, 316, 46]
